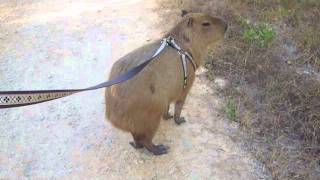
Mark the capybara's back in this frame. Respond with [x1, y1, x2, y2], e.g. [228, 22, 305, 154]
[105, 12, 228, 155]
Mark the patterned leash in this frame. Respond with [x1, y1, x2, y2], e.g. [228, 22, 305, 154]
[0, 36, 195, 109]
[0, 37, 170, 109]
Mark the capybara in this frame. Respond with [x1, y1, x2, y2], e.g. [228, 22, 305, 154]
[105, 12, 228, 155]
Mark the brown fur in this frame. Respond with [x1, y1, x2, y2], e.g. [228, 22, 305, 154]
[105, 13, 227, 155]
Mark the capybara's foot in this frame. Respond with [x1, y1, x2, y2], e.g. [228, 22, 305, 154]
[146, 144, 170, 155]
[130, 142, 144, 149]
[174, 117, 186, 125]
[163, 112, 173, 120]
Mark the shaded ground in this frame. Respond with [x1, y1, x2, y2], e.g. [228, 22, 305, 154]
[0, 0, 270, 179]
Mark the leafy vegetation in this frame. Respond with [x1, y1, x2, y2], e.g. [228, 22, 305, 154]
[226, 97, 237, 122]
[240, 18, 276, 47]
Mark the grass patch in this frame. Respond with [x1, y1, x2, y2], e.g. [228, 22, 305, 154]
[240, 18, 276, 47]
[226, 97, 237, 122]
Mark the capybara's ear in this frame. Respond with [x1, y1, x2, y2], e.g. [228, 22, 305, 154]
[181, 10, 188, 17]
[187, 17, 193, 27]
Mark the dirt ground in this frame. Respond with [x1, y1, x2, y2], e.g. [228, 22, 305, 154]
[0, 0, 270, 179]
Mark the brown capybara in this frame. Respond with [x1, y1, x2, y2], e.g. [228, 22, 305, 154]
[105, 12, 227, 155]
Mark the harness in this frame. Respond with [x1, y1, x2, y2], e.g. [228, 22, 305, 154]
[164, 36, 197, 88]
[0, 36, 196, 109]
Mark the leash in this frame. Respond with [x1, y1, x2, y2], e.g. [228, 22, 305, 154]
[0, 36, 196, 109]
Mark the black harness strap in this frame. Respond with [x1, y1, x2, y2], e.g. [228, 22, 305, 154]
[166, 37, 197, 88]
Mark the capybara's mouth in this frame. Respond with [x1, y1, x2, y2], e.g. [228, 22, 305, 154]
[220, 19, 228, 33]
[224, 22, 228, 32]
[220, 19, 228, 38]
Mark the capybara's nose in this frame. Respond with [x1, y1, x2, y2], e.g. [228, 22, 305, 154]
[213, 17, 228, 32]
[215, 18, 228, 32]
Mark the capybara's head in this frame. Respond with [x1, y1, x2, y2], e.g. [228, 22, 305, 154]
[172, 11, 228, 50]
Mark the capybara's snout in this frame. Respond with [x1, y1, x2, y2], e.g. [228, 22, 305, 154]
[213, 17, 228, 33]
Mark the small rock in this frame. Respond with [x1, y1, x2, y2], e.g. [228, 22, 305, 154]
[169, 168, 175, 175]
[190, 171, 200, 180]
[182, 139, 193, 149]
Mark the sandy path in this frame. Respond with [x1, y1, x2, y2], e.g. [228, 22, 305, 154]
[0, 0, 270, 179]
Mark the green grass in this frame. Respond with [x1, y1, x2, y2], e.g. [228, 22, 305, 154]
[226, 97, 237, 122]
[240, 17, 276, 47]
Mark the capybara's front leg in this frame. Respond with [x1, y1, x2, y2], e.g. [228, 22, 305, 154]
[163, 104, 173, 120]
[174, 98, 187, 125]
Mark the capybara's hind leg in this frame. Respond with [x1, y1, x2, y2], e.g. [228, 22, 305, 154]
[129, 134, 169, 155]
[129, 133, 144, 149]
[139, 133, 169, 155]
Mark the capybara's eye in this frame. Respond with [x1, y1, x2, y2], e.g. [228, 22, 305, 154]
[202, 22, 211, 27]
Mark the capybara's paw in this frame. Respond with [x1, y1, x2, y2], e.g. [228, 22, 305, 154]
[149, 144, 170, 155]
[163, 112, 173, 120]
[130, 142, 144, 149]
[175, 117, 186, 125]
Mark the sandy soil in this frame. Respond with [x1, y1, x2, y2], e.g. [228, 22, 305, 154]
[0, 0, 270, 179]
